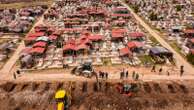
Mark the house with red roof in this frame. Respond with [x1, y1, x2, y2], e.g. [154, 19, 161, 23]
[24, 32, 45, 45]
[112, 19, 126, 26]
[184, 29, 194, 37]
[111, 28, 127, 41]
[119, 47, 132, 57]
[30, 47, 46, 56]
[34, 25, 48, 32]
[88, 34, 104, 42]
[33, 41, 47, 48]
[128, 32, 145, 41]
[63, 37, 92, 56]
[127, 41, 144, 52]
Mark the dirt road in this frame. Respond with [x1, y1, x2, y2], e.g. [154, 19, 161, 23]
[1, 71, 194, 83]
[0, 41, 25, 74]
[119, 0, 194, 75]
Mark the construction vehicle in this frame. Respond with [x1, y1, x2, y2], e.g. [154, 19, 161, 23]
[55, 90, 71, 110]
[71, 62, 94, 78]
[71, 62, 100, 90]
[115, 83, 138, 97]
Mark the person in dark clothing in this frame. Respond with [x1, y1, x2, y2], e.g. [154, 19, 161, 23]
[82, 82, 87, 92]
[120, 72, 124, 79]
[102, 72, 105, 79]
[181, 65, 184, 70]
[151, 65, 156, 72]
[126, 71, 128, 78]
[135, 73, 139, 81]
[99, 71, 102, 78]
[13, 73, 16, 79]
[16, 70, 20, 75]
[159, 68, 162, 75]
[132, 71, 135, 79]
[180, 65, 184, 76]
[105, 72, 108, 79]
[167, 71, 170, 76]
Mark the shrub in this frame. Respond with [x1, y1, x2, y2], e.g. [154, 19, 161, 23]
[186, 53, 194, 65]
[175, 5, 182, 11]
[149, 12, 158, 21]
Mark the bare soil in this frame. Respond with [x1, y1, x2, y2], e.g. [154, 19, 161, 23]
[0, 80, 194, 110]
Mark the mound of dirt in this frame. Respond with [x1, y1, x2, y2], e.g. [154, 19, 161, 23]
[0, 81, 194, 110]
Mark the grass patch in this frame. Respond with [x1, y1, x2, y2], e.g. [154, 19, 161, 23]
[102, 58, 112, 66]
[170, 42, 182, 54]
[139, 55, 154, 64]
[149, 36, 159, 45]
[186, 54, 194, 65]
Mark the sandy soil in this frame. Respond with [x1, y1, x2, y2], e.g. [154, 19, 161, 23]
[0, 80, 194, 110]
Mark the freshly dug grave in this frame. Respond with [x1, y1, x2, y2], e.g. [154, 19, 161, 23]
[0, 81, 194, 110]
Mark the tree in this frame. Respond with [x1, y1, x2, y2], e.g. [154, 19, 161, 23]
[187, 53, 194, 65]
[149, 12, 158, 21]
[133, 5, 139, 13]
[175, 5, 182, 12]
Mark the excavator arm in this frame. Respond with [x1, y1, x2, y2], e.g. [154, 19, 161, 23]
[57, 102, 64, 110]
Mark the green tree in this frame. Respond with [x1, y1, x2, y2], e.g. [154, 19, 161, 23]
[187, 53, 194, 65]
[175, 5, 182, 11]
[149, 12, 158, 21]
[133, 5, 139, 13]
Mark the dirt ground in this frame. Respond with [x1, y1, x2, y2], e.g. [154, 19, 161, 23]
[0, 80, 194, 110]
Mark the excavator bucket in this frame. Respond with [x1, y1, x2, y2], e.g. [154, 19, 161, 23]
[55, 90, 66, 99]
[55, 90, 70, 110]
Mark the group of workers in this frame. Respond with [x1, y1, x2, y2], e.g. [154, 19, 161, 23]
[120, 69, 140, 81]
[151, 65, 185, 76]
[120, 69, 129, 79]
[13, 65, 186, 80]
[99, 71, 108, 79]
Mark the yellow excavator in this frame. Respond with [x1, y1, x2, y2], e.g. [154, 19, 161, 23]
[55, 90, 71, 110]
[55, 81, 75, 110]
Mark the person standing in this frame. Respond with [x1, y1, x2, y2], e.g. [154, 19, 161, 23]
[99, 71, 102, 78]
[102, 72, 104, 79]
[151, 65, 156, 72]
[105, 72, 108, 79]
[16, 69, 20, 75]
[135, 73, 139, 81]
[126, 71, 128, 78]
[180, 65, 184, 76]
[167, 70, 170, 76]
[132, 71, 135, 80]
[13, 73, 16, 79]
[120, 71, 124, 79]
[159, 68, 162, 75]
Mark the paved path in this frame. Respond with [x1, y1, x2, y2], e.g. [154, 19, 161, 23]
[0, 41, 25, 74]
[119, 0, 194, 75]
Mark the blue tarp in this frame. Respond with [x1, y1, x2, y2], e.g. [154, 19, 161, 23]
[150, 46, 171, 55]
